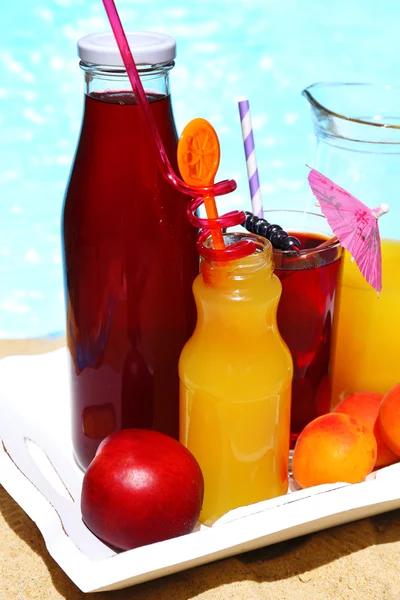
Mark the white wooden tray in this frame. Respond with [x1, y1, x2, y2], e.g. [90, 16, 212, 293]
[0, 349, 399, 593]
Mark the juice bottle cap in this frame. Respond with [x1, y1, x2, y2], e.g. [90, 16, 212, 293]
[77, 31, 176, 66]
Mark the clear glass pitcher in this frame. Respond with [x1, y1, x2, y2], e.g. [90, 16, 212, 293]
[303, 83, 400, 404]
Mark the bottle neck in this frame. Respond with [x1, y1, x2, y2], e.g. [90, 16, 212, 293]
[80, 61, 174, 100]
[195, 233, 281, 334]
[200, 233, 274, 291]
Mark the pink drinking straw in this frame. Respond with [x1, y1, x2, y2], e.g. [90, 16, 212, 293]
[101, 0, 236, 200]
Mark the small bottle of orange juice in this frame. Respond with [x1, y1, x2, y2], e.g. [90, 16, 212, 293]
[179, 232, 293, 524]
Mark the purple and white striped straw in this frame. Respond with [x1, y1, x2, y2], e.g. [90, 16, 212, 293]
[238, 99, 263, 218]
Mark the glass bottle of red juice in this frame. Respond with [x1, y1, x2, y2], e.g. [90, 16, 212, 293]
[62, 32, 198, 470]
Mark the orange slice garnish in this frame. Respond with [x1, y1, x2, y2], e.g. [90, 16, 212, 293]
[177, 118, 220, 187]
[178, 118, 225, 249]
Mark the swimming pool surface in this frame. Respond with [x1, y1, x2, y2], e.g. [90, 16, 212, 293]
[1, 0, 399, 337]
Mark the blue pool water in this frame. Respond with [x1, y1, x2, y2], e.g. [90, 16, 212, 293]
[1, 0, 400, 338]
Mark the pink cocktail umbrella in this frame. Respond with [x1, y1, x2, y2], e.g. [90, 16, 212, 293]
[308, 168, 389, 293]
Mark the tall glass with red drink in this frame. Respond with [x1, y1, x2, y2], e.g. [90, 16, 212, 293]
[264, 210, 342, 447]
[62, 32, 198, 470]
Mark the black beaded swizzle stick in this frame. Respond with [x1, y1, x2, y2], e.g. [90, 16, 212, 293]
[242, 212, 301, 252]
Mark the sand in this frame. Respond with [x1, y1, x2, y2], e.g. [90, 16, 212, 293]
[1, 338, 399, 600]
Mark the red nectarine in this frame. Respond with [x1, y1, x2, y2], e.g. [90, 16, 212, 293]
[81, 429, 204, 550]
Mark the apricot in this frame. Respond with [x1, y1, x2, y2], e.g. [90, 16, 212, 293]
[292, 413, 377, 488]
[378, 383, 400, 456]
[334, 392, 398, 468]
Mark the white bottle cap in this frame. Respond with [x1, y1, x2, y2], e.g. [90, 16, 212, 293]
[77, 31, 176, 67]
